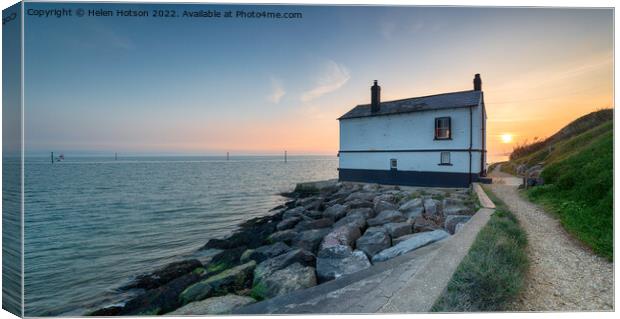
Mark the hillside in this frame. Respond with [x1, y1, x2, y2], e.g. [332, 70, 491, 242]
[506, 108, 612, 170]
[502, 109, 613, 259]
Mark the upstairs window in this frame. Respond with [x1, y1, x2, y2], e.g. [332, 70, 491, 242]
[435, 117, 451, 140]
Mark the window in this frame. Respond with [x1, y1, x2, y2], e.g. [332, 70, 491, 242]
[440, 152, 451, 165]
[435, 117, 451, 140]
[390, 158, 397, 170]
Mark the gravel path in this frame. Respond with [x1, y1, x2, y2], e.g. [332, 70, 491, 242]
[488, 165, 613, 311]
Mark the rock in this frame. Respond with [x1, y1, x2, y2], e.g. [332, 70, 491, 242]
[269, 204, 287, 212]
[294, 179, 338, 196]
[282, 207, 307, 220]
[325, 197, 345, 207]
[392, 234, 415, 246]
[526, 167, 544, 186]
[383, 222, 412, 238]
[305, 210, 324, 219]
[362, 184, 379, 192]
[399, 198, 424, 220]
[206, 246, 247, 275]
[319, 225, 362, 251]
[523, 164, 544, 186]
[454, 223, 466, 234]
[367, 210, 406, 227]
[412, 216, 441, 233]
[328, 188, 354, 201]
[276, 217, 301, 231]
[267, 229, 297, 244]
[197, 261, 256, 297]
[169, 294, 256, 315]
[240, 249, 254, 264]
[372, 230, 450, 262]
[347, 198, 374, 209]
[323, 204, 349, 221]
[87, 306, 123, 316]
[239, 242, 291, 264]
[122, 259, 202, 290]
[332, 213, 367, 231]
[295, 218, 334, 231]
[453, 188, 470, 195]
[373, 200, 398, 213]
[355, 228, 391, 258]
[119, 273, 201, 315]
[449, 193, 470, 201]
[443, 205, 472, 216]
[202, 217, 277, 250]
[297, 197, 324, 211]
[404, 206, 424, 220]
[373, 193, 396, 204]
[444, 215, 471, 234]
[291, 228, 332, 253]
[316, 245, 371, 282]
[178, 281, 214, 306]
[252, 263, 317, 299]
[442, 198, 472, 216]
[345, 191, 376, 202]
[423, 198, 441, 218]
[253, 248, 316, 285]
[347, 207, 375, 219]
[364, 226, 387, 234]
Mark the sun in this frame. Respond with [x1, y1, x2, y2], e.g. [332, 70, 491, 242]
[500, 133, 514, 144]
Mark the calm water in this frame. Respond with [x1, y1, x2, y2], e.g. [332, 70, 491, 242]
[23, 156, 337, 316]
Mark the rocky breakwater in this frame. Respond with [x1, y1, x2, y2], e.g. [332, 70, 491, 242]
[88, 180, 479, 316]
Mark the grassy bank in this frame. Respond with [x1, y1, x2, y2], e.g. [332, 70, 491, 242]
[432, 187, 528, 311]
[526, 124, 613, 260]
[496, 108, 613, 260]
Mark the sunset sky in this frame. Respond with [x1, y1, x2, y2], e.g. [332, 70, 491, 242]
[23, 4, 613, 160]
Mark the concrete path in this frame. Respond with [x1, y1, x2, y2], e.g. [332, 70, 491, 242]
[488, 165, 614, 311]
[378, 207, 493, 313]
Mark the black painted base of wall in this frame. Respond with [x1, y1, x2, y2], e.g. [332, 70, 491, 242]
[338, 168, 482, 188]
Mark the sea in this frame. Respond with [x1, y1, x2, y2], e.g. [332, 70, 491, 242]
[19, 155, 338, 316]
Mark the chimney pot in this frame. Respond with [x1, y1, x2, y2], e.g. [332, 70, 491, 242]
[473, 74, 482, 91]
[371, 80, 381, 113]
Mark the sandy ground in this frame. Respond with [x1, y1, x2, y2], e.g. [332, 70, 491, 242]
[488, 166, 613, 311]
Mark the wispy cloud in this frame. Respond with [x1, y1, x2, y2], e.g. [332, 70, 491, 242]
[301, 60, 351, 102]
[267, 77, 285, 103]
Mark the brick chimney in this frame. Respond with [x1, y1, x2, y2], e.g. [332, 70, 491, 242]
[473, 74, 482, 91]
[371, 80, 381, 113]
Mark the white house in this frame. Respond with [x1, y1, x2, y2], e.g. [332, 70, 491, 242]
[338, 74, 488, 188]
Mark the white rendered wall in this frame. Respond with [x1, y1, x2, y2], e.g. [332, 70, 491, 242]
[339, 105, 484, 174]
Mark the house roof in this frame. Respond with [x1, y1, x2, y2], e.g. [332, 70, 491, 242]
[338, 90, 482, 120]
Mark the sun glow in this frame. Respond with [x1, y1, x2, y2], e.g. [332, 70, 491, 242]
[500, 133, 514, 144]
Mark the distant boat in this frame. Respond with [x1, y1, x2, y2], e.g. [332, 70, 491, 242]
[56, 154, 65, 162]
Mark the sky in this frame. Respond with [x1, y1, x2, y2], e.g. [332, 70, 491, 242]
[22, 3, 613, 159]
